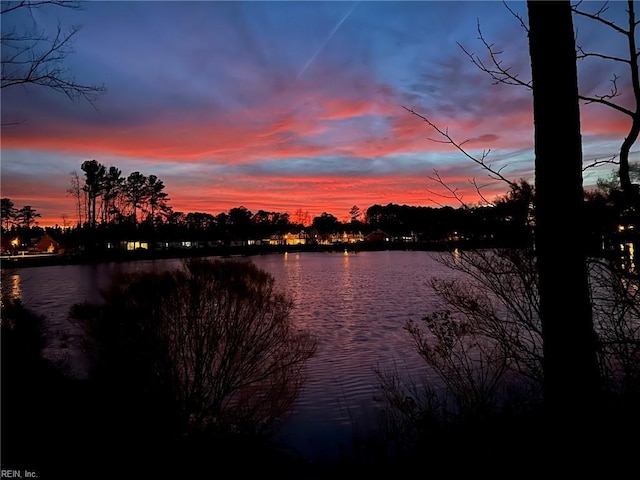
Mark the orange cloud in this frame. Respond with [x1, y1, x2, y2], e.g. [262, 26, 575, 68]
[3, 167, 509, 228]
[2, 75, 539, 166]
[1, 59, 631, 228]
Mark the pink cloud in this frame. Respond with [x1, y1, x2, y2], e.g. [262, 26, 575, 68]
[2, 56, 633, 228]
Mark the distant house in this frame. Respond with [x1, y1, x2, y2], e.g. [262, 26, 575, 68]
[284, 230, 308, 246]
[104, 240, 149, 251]
[34, 234, 63, 254]
[332, 231, 364, 244]
[122, 240, 149, 251]
[1, 235, 20, 255]
[364, 230, 390, 243]
[268, 230, 308, 246]
[268, 234, 282, 246]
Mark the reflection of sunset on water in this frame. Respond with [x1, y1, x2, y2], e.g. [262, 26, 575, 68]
[619, 242, 637, 274]
[10, 273, 21, 300]
[0, 271, 22, 304]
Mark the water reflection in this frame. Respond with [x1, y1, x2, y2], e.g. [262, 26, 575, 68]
[0, 269, 22, 305]
[246, 251, 448, 457]
[10, 251, 448, 462]
[621, 242, 636, 273]
[9, 271, 21, 300]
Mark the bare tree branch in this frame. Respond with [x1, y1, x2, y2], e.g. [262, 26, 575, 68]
[426, 169, 470, 209]
[583, 153, 620, 172]
[576, 49, 631, 65]
[503, 1, 529, 33]
[429, 174, 493, 208]
[573, 0, 640, 198]
[404, 106, 520, 193]
[470, 178, 492, 205]
[1, 0, 105, 110]
[1, 0, 82, 15]
[457, 20, 531, 89]
[572, 0, 628, 35]
[457, 0, 639, 200]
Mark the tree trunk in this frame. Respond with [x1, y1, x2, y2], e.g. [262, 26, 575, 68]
[527, 0, 601, 420]
[619, 0, 640, 201]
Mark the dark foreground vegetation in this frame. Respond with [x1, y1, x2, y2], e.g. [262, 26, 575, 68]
[367, 247, 640, 477]
[1, 259, 320, 479]
[2, 250, 639, 478]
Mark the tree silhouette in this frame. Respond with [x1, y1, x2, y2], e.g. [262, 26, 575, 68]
[145, 174, 170, 225]
[406, 2, 606, 406]
[527, 0, 602, 418]
[101, 166, 123, 224]
[312, 212, 340, 232]
[228, 206, 253, 240]
[349, 205, 362, 223]
[1, 198, 18, 231]
[573, 0, 640, 202]
[80, 159, 105, 228]
[394, 3, 616, 464]
[16, 205, 41, 228]
[459, 1, 639, 214]
[123, 171, 147, 224]
[66, 170, 83, 227]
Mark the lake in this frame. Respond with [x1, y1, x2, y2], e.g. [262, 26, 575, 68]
[2, 249, 457, 464]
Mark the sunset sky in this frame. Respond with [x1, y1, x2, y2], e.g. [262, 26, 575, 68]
[1, 0, 636, 226]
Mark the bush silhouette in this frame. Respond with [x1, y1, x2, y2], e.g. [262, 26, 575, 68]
[373, 248, 640, 474]
[70, 257, 317, 473]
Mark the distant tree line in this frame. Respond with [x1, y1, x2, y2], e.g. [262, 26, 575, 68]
[1, 162, 636, 254]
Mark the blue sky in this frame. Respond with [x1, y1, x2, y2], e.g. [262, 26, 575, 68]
[1, 0, 636, 225]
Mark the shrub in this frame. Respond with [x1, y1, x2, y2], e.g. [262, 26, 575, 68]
[71, 257, 317, 442]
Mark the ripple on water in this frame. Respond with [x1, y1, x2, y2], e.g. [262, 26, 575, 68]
[10, 251, 453, 462]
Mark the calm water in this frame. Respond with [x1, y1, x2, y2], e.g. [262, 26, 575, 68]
[3, 250, 455, 463]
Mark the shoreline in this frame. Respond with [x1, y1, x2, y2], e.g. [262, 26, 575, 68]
[0, 241, 465, 269]
[1, 239, 617, 270]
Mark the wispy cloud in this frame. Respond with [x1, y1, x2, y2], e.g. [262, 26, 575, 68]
[0, 0, 633, 226]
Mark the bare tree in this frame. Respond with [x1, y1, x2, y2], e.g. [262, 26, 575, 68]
[292, 208, 311, 227]
[1, 0, 105, 107]
[589, 258, 640, 398]
[374, 246, 639, 470]
[377, 2, 638, 469]
[407, 3, 615, 409]
[459, 1, 639, 198]
[402, 106, 521, 205]
[573, 0, 640, 198]
[71, 257, 317, 438]
[66, 170, 83, 226]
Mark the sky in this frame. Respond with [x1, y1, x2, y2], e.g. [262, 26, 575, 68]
[1, 0, 637, 226]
